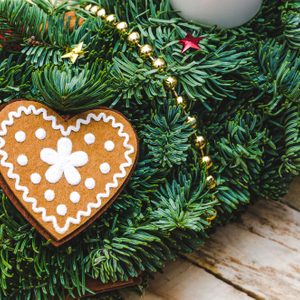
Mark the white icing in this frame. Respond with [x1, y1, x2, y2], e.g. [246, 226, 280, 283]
[35, 128, 46, 140]
[84, 133, 95, 145]
[56, 204, 67, 216]
[104, 140, 115, 152]
[44, 189, 55, 201]
[15, 131, 26, 143]
[100, 162, 110, 174]
[0, 104, 135, 235]
[70, 191, 80, 204]
[30, 173, 41, 184]
[40, 137, 88, 185]
[17, 154, 28, 166]
[85, 178, 95, 189]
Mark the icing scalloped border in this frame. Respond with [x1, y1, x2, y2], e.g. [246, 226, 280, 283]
[0, 105, 135, 235]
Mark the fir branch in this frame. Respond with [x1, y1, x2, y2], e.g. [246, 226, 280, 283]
[0, 0, 299, 298]
[142, 103, 195, 168]
[255, 40, 300, 115]
[151, 171, 217, 232]
[0, 0, 48, 41]
[32, 62, 115, 112]
[0, 56, 32, 102]
[281, 0, 300, 49]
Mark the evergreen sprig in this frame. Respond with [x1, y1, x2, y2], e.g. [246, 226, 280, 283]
[0, 0, 299, 298]
[142, 104, 195, 168]
[0, 57, 32, 102]
[32, 62, 115, 111]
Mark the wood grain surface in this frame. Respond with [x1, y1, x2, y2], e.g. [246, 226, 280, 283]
[132, 259, 251, 300]
[123, 179, 300, 300]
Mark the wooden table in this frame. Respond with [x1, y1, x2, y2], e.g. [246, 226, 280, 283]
[123, 179, 300, 300]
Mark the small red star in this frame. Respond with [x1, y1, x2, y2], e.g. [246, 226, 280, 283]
[179, 33, 204, 53]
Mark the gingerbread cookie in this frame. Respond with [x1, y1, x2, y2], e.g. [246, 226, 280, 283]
[0, 100, 138, 246]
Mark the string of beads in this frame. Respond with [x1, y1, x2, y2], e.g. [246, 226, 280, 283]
[83, 3, 217, 192]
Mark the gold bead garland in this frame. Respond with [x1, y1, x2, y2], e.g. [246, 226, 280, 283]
[164, 76, 178, 90]
[176, 96, 187, 109]
[139, 44, 154, 58]
[127, 32, 141, 45]
[90, 5, 99, 15]
[152, 57, 167, 70]
[195, 135, 206, 150]
[83, 4, 218, 215]
[97, 8, 106, 18]
[116, 21, 128, 33]
[206, 176, 217, 190]
[106, 14, 117, 23]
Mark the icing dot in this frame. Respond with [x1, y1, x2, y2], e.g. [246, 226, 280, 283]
[70, 191, 80, 204]
[104, 140, 115, 152]
[100, 162, 111, 174]
[17, 154, 28, 166]
[15, 131, 26, 143]
[84, 133, 96, 145]
[35, 128, 46, 140]
[85, 178, 95, 190]
[44, 189, 55, 201]
[30, 173, 41, 184]
[56, 204, 67, 216]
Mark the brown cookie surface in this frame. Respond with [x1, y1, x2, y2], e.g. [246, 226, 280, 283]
[0, 100, 138, 246]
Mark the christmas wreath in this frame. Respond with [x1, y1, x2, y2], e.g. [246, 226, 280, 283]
[0, 0, 299, 299]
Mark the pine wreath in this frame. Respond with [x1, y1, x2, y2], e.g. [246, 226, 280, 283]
[0, 0, 299, 299]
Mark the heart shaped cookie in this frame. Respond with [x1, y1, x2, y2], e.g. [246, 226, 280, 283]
[0, 100, 138, 246]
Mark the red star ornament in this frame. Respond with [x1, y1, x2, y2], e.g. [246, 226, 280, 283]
[179, 33, 204, 53]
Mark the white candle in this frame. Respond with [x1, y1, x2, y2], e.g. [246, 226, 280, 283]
[170, 0, 263, 28]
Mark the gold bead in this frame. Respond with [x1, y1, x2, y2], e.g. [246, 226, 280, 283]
[195, 136, 206, 149]
[176, 96, 187, 108]
[202, 156, 213, 169]
[206, 175, 217, 189]
[139, 44, 154, 58]
[152, 58, 167, 70]
[90, 5, 99, 15]
[97, 8, 106, 18]
[85, 4, 92, 11]
[187, 116, 197, 127]
[116, 21, 128, 33]
[207, 210, 217, 222]
[106, 14, 116, 24]
[127, 32, 140, 46]
[164, 76, 178, 90]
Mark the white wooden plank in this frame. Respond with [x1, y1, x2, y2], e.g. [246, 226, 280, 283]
[122, 291, 165, 300]
[185, 200, 300, 300]
[123, 259, 252, 300]
[241, 199, 300, 250]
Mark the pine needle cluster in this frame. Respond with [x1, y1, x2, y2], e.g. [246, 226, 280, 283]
[0, 0, 299, 298]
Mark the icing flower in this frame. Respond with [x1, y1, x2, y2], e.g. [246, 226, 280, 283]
[40, 137, 88, 185]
